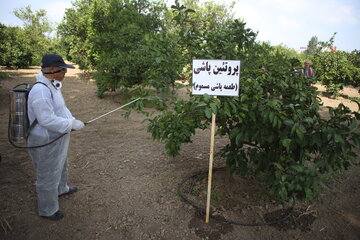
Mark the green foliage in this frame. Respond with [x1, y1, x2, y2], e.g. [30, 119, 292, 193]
[13, 6, 53, 65]
[149, 49, 360, 202]
[138, 33, 182, 96]
[58, 0, 241, 97]
[92, 0, 165, 96]
[59, 0, 168, 97]
[167, 0, 239, 79]
[349, 49, 360, 68]
[273, 44, 299, 60]
[169, 0, 235, 35]
[303, 33, 360, 96]
[13, 6, 52, 33]
[305, 36, 319, 55]
[146, 4, 360, 202]
[57, 0, 94, 69]
[0, 24, 32, 68]
[318, 32, 337, 52]
[305, 33, 337, 55]
[199, 19, 257, 60]
[311, 51, 360, 96]
[148, 95, 219, 156]
[0, 6, 55, 68]
[216, 65, 325, 201]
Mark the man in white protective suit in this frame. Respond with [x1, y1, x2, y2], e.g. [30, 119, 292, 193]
[27, 54, 85, 221]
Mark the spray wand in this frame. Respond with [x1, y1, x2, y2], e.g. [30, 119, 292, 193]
[85, 97, 141, 125]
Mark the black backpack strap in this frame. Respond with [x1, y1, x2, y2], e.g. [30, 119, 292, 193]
[26, 82, 53, 138]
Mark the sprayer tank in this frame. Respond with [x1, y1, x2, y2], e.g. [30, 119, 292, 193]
[9, 87, 30, 143]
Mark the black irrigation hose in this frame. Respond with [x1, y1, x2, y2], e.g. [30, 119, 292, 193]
[177, 167, 295, 226]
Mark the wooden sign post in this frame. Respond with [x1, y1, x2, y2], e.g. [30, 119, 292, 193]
[192, 59, 240, 223]
[205, 97, 217, 223]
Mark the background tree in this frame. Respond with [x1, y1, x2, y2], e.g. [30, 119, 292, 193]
[57, 0, 94, 70]
[166, 0, 236, 70]
[305, 36, 319, 55]
[312, 51, 360, 96]
[13, 6, 53, 65]
[318, 32, 337, 52]
[349, 49, 360, 68]
[89, 0, 167, 97]
[273, 44, 300, 60]
[0, 23, 32, 68]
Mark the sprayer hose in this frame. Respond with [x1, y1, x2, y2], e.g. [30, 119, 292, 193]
[8, 112, 68, 149]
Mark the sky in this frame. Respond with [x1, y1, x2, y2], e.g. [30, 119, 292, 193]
[0, 0, 359, 52]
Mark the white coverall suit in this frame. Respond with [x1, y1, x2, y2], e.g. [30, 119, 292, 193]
[27, 73, 74, 216]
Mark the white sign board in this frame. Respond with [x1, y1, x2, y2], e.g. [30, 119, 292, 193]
[192, 59, 240, 96]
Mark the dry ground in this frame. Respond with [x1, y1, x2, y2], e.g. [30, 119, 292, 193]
[0, 67, 359, 240]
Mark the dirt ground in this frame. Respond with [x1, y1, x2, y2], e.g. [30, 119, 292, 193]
[0, 66, 359, 240]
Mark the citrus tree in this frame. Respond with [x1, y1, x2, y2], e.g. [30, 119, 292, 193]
[149, 48, 360, 202]
[0, 24, 32, 68]
[13, 6, 54, 65]
[311, 51, 360, 97]
[303, 33, 360, 97]
[0, 6, 54, 68]
[57, 0, 94, 70]
[59, 0, 175, 97]
[147, 3, 360, 202]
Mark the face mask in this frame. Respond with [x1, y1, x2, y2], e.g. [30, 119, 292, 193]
[51, 79, 62, 89]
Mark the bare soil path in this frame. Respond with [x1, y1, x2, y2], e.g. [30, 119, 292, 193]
[0, 67, 359, 240]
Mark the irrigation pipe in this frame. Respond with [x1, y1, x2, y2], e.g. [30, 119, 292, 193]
[177, 167, 295, 226]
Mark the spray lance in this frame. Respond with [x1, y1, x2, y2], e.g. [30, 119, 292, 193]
[84, 97, 141, 125]
[8, 85, 142, 149]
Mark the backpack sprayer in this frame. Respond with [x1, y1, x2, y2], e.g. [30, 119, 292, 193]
[8, 83, 141, 149]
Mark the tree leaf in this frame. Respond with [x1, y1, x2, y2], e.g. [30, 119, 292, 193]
[204, 108, 212, 119]
[281, 139, 292, 150]
[291, 165, 303, 172]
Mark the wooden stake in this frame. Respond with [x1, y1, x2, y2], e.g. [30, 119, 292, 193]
[205, 101, 217, 223]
